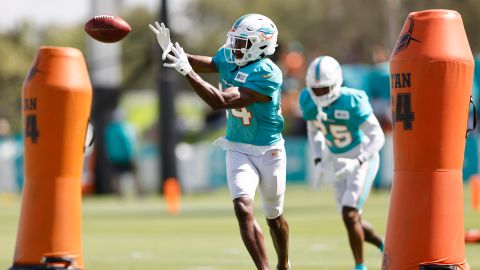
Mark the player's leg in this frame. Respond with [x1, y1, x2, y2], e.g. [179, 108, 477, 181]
[335, 152, 380, 269]
[361, 219, 384, 252]
[266, 215, 289, 270]
[342, 206, 365, 267]
[234, 197, 269, 270]
[226, 150, 269, 270]
[129, 161, 145, 197]
[257, 148, 290, 270]
[354, 153, 383, 251]
[110, 164, 125, 196]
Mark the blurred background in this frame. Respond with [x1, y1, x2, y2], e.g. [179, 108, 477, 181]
[0, 0, 480, 195]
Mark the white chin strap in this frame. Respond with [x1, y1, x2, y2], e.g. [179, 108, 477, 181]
[234, 57, 248, 67]
[315, 95, 334, 107]
[307, 88, 328, 120]
[316, 107, 327, 121]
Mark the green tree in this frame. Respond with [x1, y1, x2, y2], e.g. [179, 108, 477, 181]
[0, 26, 36, 133]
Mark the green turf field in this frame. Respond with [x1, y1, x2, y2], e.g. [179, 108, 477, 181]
[1, 184, 479, 270]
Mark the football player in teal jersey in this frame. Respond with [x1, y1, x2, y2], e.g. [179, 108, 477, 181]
[299, 56, 385, 270]
[150, 14, 290, 270]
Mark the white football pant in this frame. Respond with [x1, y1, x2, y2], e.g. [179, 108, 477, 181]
[333, 152, 380, 212]
[226, 148, 287, 219]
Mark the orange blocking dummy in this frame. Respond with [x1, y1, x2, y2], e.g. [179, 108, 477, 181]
[11, 47, 92, 270]
[382, 10, 474, 270]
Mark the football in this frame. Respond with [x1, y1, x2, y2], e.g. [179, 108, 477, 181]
[84, 15, 131, 43]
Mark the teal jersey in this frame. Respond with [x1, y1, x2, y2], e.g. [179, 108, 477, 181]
[369, 61, 390, 100]
[212, 47, 284, 146]
[473, 55, 480, 103]
[104, 121, 137, 163]
[299, 87, 372, 154]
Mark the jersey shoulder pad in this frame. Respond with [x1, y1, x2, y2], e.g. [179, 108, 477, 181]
[242, 59, 282, 96]
[340, 87, 372, 121]
[298, 88, 318, 121]
[341, 87, 369, 103]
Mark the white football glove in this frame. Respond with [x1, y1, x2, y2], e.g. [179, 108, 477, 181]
[149, 21, 173, 60]
[164, 42, 192, 76]
[334, 157, 361, 180]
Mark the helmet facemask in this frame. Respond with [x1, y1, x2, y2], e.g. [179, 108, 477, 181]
[224, 34, 257, 66]
[308, 84, 341, 107]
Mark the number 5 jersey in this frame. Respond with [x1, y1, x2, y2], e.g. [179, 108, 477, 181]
[299, 87, 373, 155]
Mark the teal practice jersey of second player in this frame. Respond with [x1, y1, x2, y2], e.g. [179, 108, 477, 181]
[299, 87, 372, 154]
[212, 47, 284, 146]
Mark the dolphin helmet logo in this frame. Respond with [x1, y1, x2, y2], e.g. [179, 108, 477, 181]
[393, 18, 421, 54]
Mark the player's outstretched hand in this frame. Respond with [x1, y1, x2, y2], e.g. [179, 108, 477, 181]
[149, 21, 173, 60]
[334, 157, 360, 180]
[164, 42, 192, 76]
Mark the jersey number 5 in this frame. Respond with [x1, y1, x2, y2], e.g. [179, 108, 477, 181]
[329, 124, 352, 148]
[231, 108, 252, 126]
[316, 121, 352, 148]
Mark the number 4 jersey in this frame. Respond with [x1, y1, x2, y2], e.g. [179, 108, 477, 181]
[212, 47, 284, 146]
[299, 87, 373, 154]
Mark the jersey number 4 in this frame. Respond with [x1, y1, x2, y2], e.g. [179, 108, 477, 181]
[231, 108, 252, 126]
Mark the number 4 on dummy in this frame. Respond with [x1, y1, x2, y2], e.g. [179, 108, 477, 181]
[25, 114, 40, 143]
[392, 93, 415, 130]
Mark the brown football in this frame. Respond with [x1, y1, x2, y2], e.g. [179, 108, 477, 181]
[84, 15, 131, 43]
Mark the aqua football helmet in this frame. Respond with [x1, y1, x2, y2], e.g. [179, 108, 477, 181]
[306, 56, 343, 107]
[224, 14, 278, 67]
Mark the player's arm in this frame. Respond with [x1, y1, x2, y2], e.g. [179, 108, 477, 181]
[185, 71, 270, 109]
[186, 54, 217, 73]
[162, 42, 271, 109]
[358, 113, 385, 164]
[307, 121, 325, 164]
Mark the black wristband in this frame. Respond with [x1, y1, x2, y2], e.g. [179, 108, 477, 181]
[357, 157, 364, 165]
[314, 157, 322, 165]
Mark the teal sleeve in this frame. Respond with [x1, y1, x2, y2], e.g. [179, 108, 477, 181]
[298, 88, 319, 121]
[243, 63, 282, 97]
[353, 91, 373, 124]
[212, 48, 226, 75]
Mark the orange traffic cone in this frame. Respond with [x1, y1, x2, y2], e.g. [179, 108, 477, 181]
[471, 175, 480, 211]
[383, 10, 473, 270]
[163, 177, 181, 214]
[465, 229, 480, 243]
[10, 46, 92, 270]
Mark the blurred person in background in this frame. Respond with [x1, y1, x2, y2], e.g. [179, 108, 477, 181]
[368, 44, 392, 132]
[298, 56, 384, 270]
[368, 45, 394, 189]
[150, 14, 291, 270]
[0, 118, 18, 194]
[279, 41, 308, 136]
[473, 53, 480, 105]
[104, 108, 144, 197]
